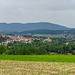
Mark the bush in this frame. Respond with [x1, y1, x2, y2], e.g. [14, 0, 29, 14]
[0, 45, 7, 54]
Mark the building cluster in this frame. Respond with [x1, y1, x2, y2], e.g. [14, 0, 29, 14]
[43, 37, 52, 42]
[0, 35, 32, 45]
[0, 35, 52, 45]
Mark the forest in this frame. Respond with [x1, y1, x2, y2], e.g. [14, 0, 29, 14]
[0, 39, 75, 55]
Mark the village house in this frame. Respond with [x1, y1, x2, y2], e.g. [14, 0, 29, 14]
[0, 34, 32, 45]
[43, 37, 52, 42]
[24, 38, 32, 43]
[65, 42, 69, 45]
[2, 39, 11, 46]
[1, 34, 9, 38]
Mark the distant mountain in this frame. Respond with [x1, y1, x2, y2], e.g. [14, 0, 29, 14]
[0, 22, 70, 33]
[18, 29, 63, 34]
[17, 29, 75, 34]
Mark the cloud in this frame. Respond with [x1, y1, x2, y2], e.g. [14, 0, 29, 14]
[1, 0, 75, 11]
[0, 0, 75, 27]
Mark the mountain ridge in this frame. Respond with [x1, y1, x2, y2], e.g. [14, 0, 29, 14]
[16, 29, 75, 34]
[0, 22, 71, 33]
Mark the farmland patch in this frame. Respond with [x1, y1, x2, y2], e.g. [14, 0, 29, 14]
[0, 60, 75, 75]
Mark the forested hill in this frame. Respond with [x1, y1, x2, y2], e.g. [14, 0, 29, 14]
[0, 22, 70, 33]
[17, 29, 75, 34]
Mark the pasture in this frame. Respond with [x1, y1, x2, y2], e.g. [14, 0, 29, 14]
[0, 55, 75, 63]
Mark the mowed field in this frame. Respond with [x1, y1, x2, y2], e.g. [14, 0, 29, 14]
[0, 55, 75, 75]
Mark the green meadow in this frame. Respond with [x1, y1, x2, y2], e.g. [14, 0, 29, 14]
[0, 55, 75, 63]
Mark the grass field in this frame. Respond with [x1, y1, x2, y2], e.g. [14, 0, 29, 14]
[33, 34, 65, 38]
[0, 55, 75, 63]
[0, 55, 75, 75]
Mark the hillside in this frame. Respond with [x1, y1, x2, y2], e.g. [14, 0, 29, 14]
[0, 22, 70, 33]
[17, 29, 75, 34]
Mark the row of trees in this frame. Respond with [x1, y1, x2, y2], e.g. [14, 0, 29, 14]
[0, 39, 75, 55]
[6, 40, 75, 55]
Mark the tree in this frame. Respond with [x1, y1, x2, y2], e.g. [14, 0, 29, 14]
[0, 45, 7, 54]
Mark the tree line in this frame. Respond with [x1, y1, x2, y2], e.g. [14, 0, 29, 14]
[0, 39, 75, 55]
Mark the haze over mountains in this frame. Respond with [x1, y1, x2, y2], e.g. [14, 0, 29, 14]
[0, 22, 71, 33]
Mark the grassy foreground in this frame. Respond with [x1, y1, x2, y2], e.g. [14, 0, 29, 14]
[0, 60, 75, 75]
[0, 55, 75, 63]
[0, 55, 75, 75]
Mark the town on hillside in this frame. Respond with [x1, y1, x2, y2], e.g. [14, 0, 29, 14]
[0, 34, 52, 46]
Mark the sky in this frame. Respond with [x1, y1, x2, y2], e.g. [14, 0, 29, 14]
[0, 0, 75, 28]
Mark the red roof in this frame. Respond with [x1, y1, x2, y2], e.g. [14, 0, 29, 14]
[43, 38, 52, 41]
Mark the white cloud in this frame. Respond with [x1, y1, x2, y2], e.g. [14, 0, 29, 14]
[0, 0, 75, 27]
